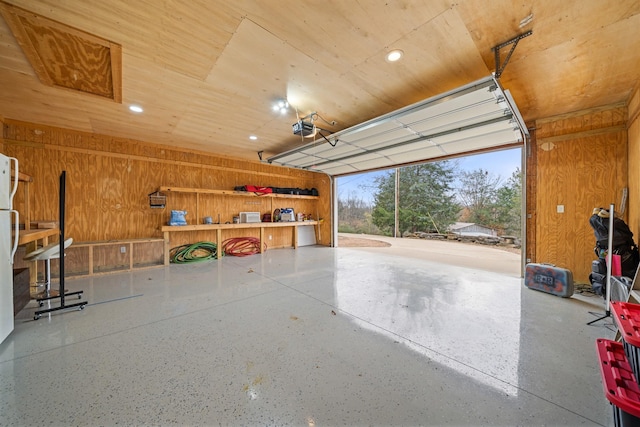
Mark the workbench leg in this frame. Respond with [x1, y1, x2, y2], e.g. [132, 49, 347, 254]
[88, 245, 94, 275]
[23, 184, 30, 231]
[196, 194, 200, 225]
[293, 226, 298, 249]
[163, 231, 170, 266]
[27, 241, 38, 297]
[259, 227, 265, 253]
[28, 236, 49, 297]
[217, 229, 222, 259]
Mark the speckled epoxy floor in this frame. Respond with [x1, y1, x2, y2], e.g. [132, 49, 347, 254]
[1, 244, 615, 426]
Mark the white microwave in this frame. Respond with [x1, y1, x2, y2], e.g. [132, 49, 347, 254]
[239, 212, 261, 223]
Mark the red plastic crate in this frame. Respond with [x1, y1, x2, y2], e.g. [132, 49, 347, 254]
[610, 301, 640, 383]
[595, 339, 640, 425]
[610, 301, 640, 347]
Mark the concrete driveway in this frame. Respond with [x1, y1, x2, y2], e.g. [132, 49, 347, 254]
[338, 233, 523, 277]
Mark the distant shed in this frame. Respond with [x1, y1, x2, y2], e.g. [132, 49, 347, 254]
[448, 222, 497, 237]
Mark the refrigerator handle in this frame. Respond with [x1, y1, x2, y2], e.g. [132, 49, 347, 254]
[10, 210, 19, 264]
[9, 157, 19, 210]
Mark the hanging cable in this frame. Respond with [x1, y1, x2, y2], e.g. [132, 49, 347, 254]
[311, 112, 336, 127]
[318, 130, 337, 146]
[170, 241, 218, 263]
[222, 237, 265, 257]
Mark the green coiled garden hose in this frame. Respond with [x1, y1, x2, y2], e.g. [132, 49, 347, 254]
[170, 241, 219, 263]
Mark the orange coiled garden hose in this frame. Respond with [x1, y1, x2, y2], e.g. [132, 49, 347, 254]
[222, 237, 266, 257]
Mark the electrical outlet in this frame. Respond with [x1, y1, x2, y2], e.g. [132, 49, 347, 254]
[268, 235, 272, 240]
[120, 246, 126, 254]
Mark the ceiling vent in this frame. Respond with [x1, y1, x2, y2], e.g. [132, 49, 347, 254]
[0, 2, 122, 102]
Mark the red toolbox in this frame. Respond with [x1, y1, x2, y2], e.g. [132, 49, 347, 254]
[595, 338, 640, 426]
[610, 301, 640, 384]
[524, 263, 574, 297]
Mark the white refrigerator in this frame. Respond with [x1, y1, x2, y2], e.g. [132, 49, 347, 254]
[0, 153, 19, 344]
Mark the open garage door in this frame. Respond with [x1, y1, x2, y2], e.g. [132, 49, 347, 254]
[267, 75, 528, 176]
[268, 75, 529, 273]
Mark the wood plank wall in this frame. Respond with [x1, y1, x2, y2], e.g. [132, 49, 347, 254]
[534, 104, 628, 283]
[628, 87, 640, 246]
[525, 128, 537, 265]
[1, 119, 332, 253]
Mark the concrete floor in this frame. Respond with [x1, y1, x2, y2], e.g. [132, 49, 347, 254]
[0, 237, 616, 426]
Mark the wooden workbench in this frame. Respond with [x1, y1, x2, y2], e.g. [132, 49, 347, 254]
[15, 228, 59, 295]
[18, 228, 59, 246]
[161, 221, 318, 265]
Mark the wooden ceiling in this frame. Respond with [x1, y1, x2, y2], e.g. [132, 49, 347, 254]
[0, 0, 639, 163]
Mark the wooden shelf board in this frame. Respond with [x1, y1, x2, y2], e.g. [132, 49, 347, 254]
[12, 170, 33, 182]
[158, 186, 318, 200]
[72, 238, 164, 247]
[161, 221, 318, 232]
[16, 228, 59, 245]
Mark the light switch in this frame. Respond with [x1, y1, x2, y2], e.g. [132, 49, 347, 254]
[557, 205, 564, 213]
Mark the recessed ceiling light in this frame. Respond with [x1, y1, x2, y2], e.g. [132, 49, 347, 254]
[386, 49, 404, 62]
[129, 105, 143, 113]
[249, 135, 258, 140]
[519, 13, 534, 28]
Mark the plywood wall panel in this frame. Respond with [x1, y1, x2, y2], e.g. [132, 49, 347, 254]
[33, 147, 59, 222]
[93, 245, 129, 273]
[65, 246, 90, 276]
[133, 241, 164, 267]
[63, 150, 88, 240]
[95, 155, 127, 240]
[128, 158, 159, 237]
[537, 104, 627, 139]
[535, 105, 628, 283]
[2, 119, 331, 249]
[628, 88, 640, 244]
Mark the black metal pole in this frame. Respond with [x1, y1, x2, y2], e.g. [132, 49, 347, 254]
[33, 170, 85, 320]
[59, 171, 65, 306]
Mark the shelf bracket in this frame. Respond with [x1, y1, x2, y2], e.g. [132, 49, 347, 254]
[492, 30, 532, 79]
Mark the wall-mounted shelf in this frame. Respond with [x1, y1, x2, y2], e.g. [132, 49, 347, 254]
[158, 186, 318, 200]
[161, 221, 318, 232]
[158, 186, 319, 226]
[158, 186, 321, 264]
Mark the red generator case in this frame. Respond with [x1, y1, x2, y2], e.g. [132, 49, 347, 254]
[524, 263, 574, 297]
